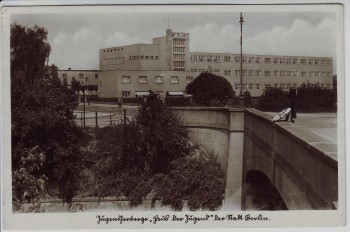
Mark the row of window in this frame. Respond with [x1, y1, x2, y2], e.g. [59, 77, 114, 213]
[62, 73, 99, 79]
[173, 47, 185, 53]
[173, 39, 186, 46]
[190, 55, 332, 65]
[224, 70, 332, 77]
[173, 61, 185, 68]
[122, 75, 194, 85]
[233, 83, 332, 90]
[191, 55, 222, 63]
[102, 57, 125, 66]
[173, 54, 185, 61]
[129, 55, 159, 61]
[103, 47, 124, 53]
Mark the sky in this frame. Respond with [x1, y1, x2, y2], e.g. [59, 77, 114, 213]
[11, 7, 338, 72]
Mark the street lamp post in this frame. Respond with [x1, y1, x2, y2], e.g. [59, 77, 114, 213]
[239, 12, 244, 97]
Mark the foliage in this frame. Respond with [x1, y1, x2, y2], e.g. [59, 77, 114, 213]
[244, 90, 252, 107]
[90, 92, 225, 210]
[11, 23, 83, 205]
[12, 146, 48, 212]
[186, 72, 236, 106]
[151, 151, 225, 211]
[256, 84, 337, 112]
[296, 83, 337, 112]
[256, 87, 290, 112]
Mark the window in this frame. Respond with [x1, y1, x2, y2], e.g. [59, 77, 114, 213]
[265, 71, 271, 77]
[234, 83, 240, 89]
[286, 71, 291, 77]
[235, 56, 240, 63]
[207, 55, 212, 62]
[150, 56, 154, 60]
[280, 58, 285, 64]
[321, 72, 326, 77]
[145, 56, 149, 60]
[315, 59, 320, 65]
[138, 76, 147, 84]
[274, 83, 279, 88]
[274, 58, 280, 64]
[170, 76, 179, 84]
[140, 56, 144, 60]
[155, 76, 163, 84]
[249, 83, 254, 89]
[280, 71, 286, 76]
[280, 84, 286, 90]
[274, 70, 279, 76]
[315, 71, 320, 77]
[224, 56, 231, 62]
[264, 58, 271, 63]
[242, 83, 247, 89]
[292, 58, 298, 64]
[248, 70, 254, 76]
[309, 59, 314, 65]
[286, 58, 291, 64]
[173, 61, 185, 68]
[242, 70, 247, 76]
[242, 57, 248, 63]
[122, 76, 131, 84]
[248, 57, 254, 63]
[191, 55, 197, 62]
[301, 59, 307, 64]
[173, 47, 185, 53]
[291, 71, 298, 77]
[286, 84, 291, 90]
[256, 70, 261, 76]
[214, 56, 220, 62]
[235, 70, 240, 76]
[309, 71, 315, 77]
[155, 56, 159, 60]
[224, 70, 231, 76]
[265, 84, 271, 89]
[122, 91, 131, 98]
[326, 72, 332, 77]
[63, 74, 67, 79]
[99, 81, 102, 86]
[255, 57, 261, 63]
[79, 74, 84, 79]
[173, 39, 185, 46]
[199, 55, 204, 62]
[186, 76, 193, 84]
[256, 84, 260, 89]
[301, 72, 306, 77]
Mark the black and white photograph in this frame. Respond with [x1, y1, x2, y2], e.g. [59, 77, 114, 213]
[0, 2, 347, 231]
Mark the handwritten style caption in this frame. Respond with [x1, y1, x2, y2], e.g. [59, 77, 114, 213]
[96, 214, 270, 225]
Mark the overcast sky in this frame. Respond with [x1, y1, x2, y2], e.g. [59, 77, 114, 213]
[11, 8, 338, 72]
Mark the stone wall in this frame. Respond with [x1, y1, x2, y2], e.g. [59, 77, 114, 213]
[243, 108, 337, 210]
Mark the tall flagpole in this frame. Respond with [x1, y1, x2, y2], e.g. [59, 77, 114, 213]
[239, 12, 244, 97]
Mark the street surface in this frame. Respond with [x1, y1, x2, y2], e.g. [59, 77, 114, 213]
[266, 112, 337, 144]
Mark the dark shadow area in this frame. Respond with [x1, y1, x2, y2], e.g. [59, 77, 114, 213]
[244, 170, 287, 210]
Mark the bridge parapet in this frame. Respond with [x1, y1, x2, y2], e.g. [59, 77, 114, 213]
[243, 108, 337, 210]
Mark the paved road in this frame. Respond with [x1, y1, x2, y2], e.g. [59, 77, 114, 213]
[266, 112, 337, 144]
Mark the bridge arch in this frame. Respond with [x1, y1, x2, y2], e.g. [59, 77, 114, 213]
[243, 170, 287, 210]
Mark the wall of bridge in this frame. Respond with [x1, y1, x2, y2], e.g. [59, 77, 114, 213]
[171, 107, 244, 210]
[243, 108, 338, 210]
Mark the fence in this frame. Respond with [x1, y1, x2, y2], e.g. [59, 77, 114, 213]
[74, 108, 139, 127]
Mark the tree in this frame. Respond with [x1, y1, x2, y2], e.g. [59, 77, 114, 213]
[90, 91, 225, 211]
[11, 23, 83, 206]
[256, 87, 289, 112]
[186, 72, 235, 106]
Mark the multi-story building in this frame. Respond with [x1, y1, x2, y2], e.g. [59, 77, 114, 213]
[58, 68, 101, 95]
[59, 29, 334, 98]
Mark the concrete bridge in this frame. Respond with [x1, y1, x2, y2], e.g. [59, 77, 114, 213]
[171, 107, 338, 210]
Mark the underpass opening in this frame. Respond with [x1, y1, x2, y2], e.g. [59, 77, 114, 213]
[244, 170, 287, 211]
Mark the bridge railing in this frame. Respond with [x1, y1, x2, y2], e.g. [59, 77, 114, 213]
[243, 108, 337, 210]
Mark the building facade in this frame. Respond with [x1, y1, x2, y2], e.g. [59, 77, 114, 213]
[59, 29, 333, 98]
